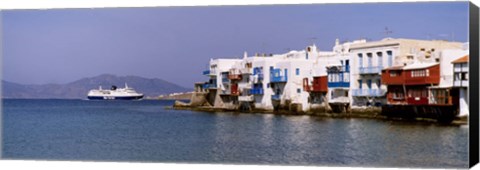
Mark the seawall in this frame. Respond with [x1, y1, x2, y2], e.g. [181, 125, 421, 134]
[172, 102, 467, 125]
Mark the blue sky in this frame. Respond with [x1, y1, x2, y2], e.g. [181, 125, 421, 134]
[2, 2, 469, 87]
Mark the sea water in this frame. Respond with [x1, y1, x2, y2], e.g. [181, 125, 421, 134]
[1, 99, 468, 168]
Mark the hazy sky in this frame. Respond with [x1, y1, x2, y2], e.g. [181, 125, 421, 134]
[2, 2, 469, 88]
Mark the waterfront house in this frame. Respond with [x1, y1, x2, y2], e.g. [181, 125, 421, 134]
[349, 38, 464, 108]
[269, 48, 316, 112]
[382, 62, 440, 105]
[452, 55, 469, 117]
[325, 39, 364, 113]
[303, 52, 333, 110]
[202, 58, 242, 108]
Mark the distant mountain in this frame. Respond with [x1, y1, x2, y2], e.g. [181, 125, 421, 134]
[2, 74, 191, 99]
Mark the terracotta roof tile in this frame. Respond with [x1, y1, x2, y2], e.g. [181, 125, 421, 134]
[451, 55, 469, 63]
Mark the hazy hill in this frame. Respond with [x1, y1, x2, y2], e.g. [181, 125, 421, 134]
[2, 74, 191, 99]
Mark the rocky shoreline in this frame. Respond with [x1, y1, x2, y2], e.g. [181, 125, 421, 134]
[171, 103, 468, 126]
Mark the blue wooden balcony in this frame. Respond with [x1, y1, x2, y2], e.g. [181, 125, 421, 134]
[327, 82, 350, 88]
[250, 88, 264, 95]
[271, 76, 287, 83]
[202, 83, 217, 89]
[270, 69, 287, 83]
[257, 73, 264, 81]
[352, 89, 386, 97]
[203, 70, 210, 75]
[359, 66, 383, 75]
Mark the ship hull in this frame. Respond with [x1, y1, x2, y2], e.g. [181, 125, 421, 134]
[87, 95, 143, 100]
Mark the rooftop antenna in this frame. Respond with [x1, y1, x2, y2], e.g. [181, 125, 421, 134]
[383, 27, 393, 37]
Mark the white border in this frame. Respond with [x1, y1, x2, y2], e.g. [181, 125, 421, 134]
[0, 0, 475, 170]
[0, 0, 464, 10]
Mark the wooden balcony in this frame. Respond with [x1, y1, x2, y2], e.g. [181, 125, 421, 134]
[406, 97, 429, 105]
[231, 84, 239, 96]
[303, 76, 328, 92]
[382, 64, 440, 85]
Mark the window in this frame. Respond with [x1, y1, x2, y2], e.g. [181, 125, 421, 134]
[358, 53, 363, 67]
[377, 52, 383, 67]
[367, 53, 373, 67]
[461, 73, 468, 80]
[296, 68, 300, 75]
[454, 73, 461, 81]
[387, 51, 393, 67]
[297, 88, 301, 93]
[411, 70, 427, 77]
[390, 71, 399, 77]
[358, 80, 363, 89]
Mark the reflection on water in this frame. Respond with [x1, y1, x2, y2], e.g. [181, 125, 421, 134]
[2, 99, 469, 168]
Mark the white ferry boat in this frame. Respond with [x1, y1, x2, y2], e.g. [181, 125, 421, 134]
[87, 83, 144, 100]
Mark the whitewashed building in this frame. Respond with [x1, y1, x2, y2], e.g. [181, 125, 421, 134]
[198, 38, 466, 115]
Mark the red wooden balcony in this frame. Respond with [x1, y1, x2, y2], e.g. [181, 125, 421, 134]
[382, 64, 440, 86]
[406, 97, 429, 105]
[231, 84, 239, 96]
[303, 76, 328, 92]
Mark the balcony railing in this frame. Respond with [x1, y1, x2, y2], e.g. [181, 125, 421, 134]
[271, 94, 281, 101]
[328, 82, 350, 88]
[352, 89, 386, 97]
[327, 65, 350, 73]
[203, 70, 217, 76]
[250, 88, 264, 95]
[359, 66, 383, 75]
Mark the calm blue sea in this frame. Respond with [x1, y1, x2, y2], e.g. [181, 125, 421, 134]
[1, 99, 469, 168]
